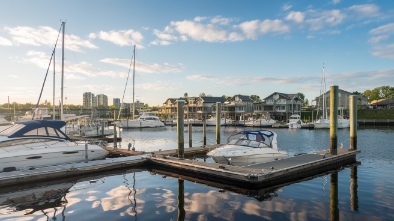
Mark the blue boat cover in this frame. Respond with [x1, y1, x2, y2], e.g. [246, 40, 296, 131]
[1, 120, 70, 140]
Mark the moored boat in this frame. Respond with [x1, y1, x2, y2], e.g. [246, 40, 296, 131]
[0, 120, 108, 172]
[207, 130, 288, 166]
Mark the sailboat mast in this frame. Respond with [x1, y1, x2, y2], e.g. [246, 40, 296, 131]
[60, 21, 65, 121]
[322, 63, 325, 119]
[132, 45, 135, 119]
[53, 48, 56, 120]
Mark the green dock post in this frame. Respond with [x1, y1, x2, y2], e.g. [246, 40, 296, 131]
[350, 95, 358, 150]
[330, 85, 338, 155]
[177, 100, 185, 158]
[216, 102, 221, 144]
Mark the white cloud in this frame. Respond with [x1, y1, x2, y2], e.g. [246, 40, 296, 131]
[305, 9, 346, 31]
[371, 44, 394, 59]
[152, 16, 289, 45]
[347, 4, 380, 17]
[369, 23, 394, 35]
[286, 11, 305, 23]
[97, 29, 144, 47]
[5, 26, 98, 52]
[137, 81, 180, 91]
[7, 75, 19, 78]
[368, 35, 389, 44]
[0, 36, 13, 46]
[100, 58, 184, 74]
[282, 3, 292, 11]
[239, 19, 289, 39]
[332, 0, 340, 5]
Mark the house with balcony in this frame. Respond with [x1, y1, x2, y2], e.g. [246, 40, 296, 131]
[256, 92, 302, 121]
[223, 95, 254, 120]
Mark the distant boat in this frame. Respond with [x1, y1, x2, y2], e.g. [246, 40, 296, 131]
[0, 116, 10, 126]
[13, 107, 52, 122]
[115, 46, 165, 129]
[0, 120, 108, 172]
[115, 112, 165, 128]
[244, 117, 276, 127]
[207, 130, 288, 166]
[205, 117, 235, 126]
[314, 63, 350, 129]
[288, 114, 303, 129]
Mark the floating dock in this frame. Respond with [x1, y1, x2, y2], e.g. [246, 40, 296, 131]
[0, 145, 360, 190]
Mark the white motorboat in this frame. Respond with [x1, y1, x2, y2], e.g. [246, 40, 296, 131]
[66, 120, 114, 138]
[207, 130, 288, 166]
[115, 113, 165, 128]
[288, 114, 303, 129]
[244, 118, 276, 127]
[0, 120, 108, 172]
[205, 117, 235, 126]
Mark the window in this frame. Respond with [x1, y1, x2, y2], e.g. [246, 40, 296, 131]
[24, 127, 47, 136]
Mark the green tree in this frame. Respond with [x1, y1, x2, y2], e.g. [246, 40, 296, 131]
[250, 95, 261, 102]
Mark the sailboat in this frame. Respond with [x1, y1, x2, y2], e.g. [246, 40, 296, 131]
[115, 45, 165, 128]
[314, 64, 350, 129]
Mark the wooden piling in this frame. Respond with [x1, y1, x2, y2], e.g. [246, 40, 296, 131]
[216, 102, 221, 144]
[177, 100, 185, 158]
[330, 85, 338, 155]
[350, 95, 357, 150]
[188, 124, 192, 147]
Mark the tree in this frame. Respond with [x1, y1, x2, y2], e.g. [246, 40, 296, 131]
[184, 93, 188, 98]
[352, 91, 362, 95]
[250, 95, 261, 102]
[199, 92, 206, 97]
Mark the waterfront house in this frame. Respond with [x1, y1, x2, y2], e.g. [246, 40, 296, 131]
[257, 92, 302, 121]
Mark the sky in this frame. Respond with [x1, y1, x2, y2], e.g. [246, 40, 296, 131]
[1, 0, 394, 107]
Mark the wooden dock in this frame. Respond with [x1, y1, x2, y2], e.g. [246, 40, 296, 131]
[103, 144, 224, 157]
[148, 148, 360, 188]
[0, 145, 360, 190]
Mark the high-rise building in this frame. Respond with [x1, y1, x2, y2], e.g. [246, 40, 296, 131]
[113, 98, 120, 108]
[83, 92, 95, 108]
[96, 94, 108, 107]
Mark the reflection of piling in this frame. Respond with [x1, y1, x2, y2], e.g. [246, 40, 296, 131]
[177, 179, 185, 221]
[114, 125, 117, 148]
[330, 85, 338, 155]
[216, 102, 221, 144]
[84, 143, 88, 163]
[350, 166, 359, 211]
[177, 100, 185, 158]
[188, 124, 192, 147]
[203, 123, 206, 146]
[350, 95, 358, 150]
[330, 172, 339, 221]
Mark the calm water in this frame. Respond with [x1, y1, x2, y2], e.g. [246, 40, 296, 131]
[0, 125, 393, 220]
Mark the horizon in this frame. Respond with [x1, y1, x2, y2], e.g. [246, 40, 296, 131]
[1, 1, 393, 107]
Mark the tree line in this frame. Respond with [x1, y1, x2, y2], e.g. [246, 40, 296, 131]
[354, 86, 394, 102]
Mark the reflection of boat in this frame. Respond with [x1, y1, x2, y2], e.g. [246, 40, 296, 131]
[0, 120, 108, 172]
[207, 130, 288, 166]
[115, 112, 165, 128]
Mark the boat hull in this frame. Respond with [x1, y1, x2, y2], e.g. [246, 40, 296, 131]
[0, 141, 108, 172]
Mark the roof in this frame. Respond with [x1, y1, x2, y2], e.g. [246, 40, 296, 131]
[264, 92, 298, 100]
[200, 96, 226, 103]
[233, 94, 253, 102]
[374, 98, 394, 106]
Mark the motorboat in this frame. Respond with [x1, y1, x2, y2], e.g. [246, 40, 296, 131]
[288, 114, 303, 129]
[115, 113, 165, 128]
[66, 120, 114, 138]
[244, 118, 276, 127]
[207, 130, 288, 166]
[205, 117, 235, 126]
[314, 117, 350, 129]
[0, 120, 108, 172]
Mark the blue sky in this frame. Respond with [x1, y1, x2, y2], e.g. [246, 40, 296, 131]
[1, 0, 393, 106]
